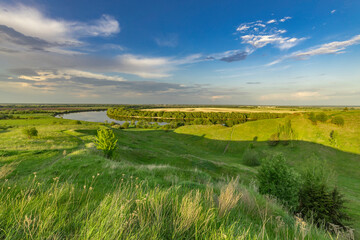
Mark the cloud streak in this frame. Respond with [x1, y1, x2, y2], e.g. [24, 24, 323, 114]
[269, 34, 360, 65]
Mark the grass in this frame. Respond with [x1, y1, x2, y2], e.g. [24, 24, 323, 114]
[0, 110, 359, 239]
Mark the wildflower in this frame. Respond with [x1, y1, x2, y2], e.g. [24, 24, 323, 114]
[92, 175, 95, 179]
[83, 185, 86, 189]
[122, 174, 125, 177]
[89, 187, 93, 191]
[130, 176, 133, 179]
[136, 177, 138, 180]
[5, 179, 8, 182]
[121, 179, 124, 181]
[97, 173, 100, 176]
[8, 187, 11, 189]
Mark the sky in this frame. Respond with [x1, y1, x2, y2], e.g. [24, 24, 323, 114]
[0, 0, 360, 105]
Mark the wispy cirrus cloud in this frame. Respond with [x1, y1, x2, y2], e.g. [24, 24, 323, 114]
[237, 17, 305, 51]
[154, 33, 178, 47]
[229, 16, 306, 63]
[268, 34, 360, 65]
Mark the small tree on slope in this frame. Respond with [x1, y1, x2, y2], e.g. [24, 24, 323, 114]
[94, 128, 118, 158]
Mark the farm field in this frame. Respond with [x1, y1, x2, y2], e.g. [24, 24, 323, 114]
[0, 108, 359, 239]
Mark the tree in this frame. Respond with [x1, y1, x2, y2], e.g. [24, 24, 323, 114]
[94, 128, 118, 158]
[257, 155, 301, 209]
[297, 164, 348, 228]
[22, 127, 38, 138]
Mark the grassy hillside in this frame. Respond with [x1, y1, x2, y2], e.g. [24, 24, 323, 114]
[0, 111, 359, 239]
[176, 111, 360, 234]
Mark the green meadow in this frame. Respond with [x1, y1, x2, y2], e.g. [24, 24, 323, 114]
[0, 109, 359, 239]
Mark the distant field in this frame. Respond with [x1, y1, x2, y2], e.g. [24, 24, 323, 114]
[143, 107, 313, 113]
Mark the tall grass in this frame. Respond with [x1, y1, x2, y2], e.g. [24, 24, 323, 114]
[0, 176, 336, 239]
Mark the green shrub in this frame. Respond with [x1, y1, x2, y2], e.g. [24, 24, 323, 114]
[331, 116, 344, 126]
[297, 165, 348, 228]
[257, 155, 301, 209]
[268, 133, 280, 146]
[22, 127, 38, 138]
[316, 113, 328, 123]
[162, 124, 171, 131]
[329, 130, 337, 145]
[308, 112, 317, 124]
[242, 149, 260, 166]
[278, 120, 295, 145]
[122, 121, 129, 129]
[94, 128, 118, 158]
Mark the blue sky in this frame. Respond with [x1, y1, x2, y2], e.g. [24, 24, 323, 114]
[0, 0, 359, 105]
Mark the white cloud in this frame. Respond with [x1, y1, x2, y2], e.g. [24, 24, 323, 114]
[211, 95, 227, 101]
[235, 16, 303, 52]
[260, 91, 328, 101]
[18, 69, 125, 82]
[279, 16, 291, 22]
[241, 34, 305, 50]
[269, 34, 360, 65]
[331, 10, 336, 14]
[0, 3, 120, 45]
[115, 54, 173, 78]
[236, 24, 250, 32]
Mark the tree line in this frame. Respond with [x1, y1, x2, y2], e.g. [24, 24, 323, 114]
[107, 107, 289, 126]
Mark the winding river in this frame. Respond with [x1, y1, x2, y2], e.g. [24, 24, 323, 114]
[56, 110, 168, 125]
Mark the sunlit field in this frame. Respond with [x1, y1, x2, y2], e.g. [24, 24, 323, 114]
[1, 106, 359, 239]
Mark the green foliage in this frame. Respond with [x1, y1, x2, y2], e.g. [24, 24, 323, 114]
[94, 128, 118, 158]
[22, 127, 38, 138]
[242, 149, 261, 166]
[316, 113, 328, 123]
[277, 120, 295, 145]
[268, 133, 280, 146]
[121, 121, 129, 129]
[331, 116, 344, 126]
[329, 130, 337, 145]
[309, 112, 317, 124]
[107, 107, 288, 126]
[297, 164, 349, 228]
[257, 155, 301, 209]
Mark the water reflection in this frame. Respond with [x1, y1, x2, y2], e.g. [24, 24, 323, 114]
[56, 111, 168, 125]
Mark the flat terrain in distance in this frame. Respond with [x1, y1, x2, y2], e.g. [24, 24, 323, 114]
[143, 107, 321, 113]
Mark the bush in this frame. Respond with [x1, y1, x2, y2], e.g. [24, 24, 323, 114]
[268, 133, 280, 146]
[297, 165, 348, 228]
[122, 122, 129, 129]
[242, 149, 260, 166]
[278, 120, 295, 145]
[331, 116, 344, 126]
[316, 113, 328, 123]
[308, 112, 317, 124]
[22, 127, 38, 138]
[94, 128, 118, 158]
[257, 155, 301, 209]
